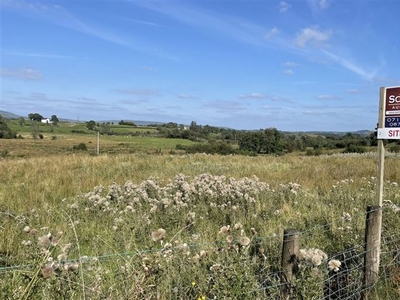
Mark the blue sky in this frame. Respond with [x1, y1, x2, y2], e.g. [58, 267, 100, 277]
[1, 0, 399, 131]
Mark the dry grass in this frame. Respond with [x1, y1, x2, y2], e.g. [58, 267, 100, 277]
[1, 152, 399, 299]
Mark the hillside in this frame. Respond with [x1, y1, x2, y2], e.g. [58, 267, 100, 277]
[0, 110, 21, 119]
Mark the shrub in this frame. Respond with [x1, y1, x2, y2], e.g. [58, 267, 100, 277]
[343, 145, 366, 154]
[72, 143, 87, 151]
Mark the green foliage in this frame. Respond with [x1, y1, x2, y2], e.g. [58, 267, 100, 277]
[343, 144, 366, 154]
[118, 120, 137, 127]
[30, 121, 40, 139]
[86, 120, 96, 130]
[0, 115, 16, 139]
[239, 128, 284, 154]
[177, 141, 237, 155]
[28, 113, 44, 122]
[50, 115, 59, 125]
[72, 143, 87, 151]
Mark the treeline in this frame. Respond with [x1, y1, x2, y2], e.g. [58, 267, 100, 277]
[156, 121, 387, 155]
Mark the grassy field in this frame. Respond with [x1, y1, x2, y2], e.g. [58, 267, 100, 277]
[1, 121, 194, 158]
[0, 133, 399, 298]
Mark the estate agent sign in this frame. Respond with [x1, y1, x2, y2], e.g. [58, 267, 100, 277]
[377, 86, 400, 139]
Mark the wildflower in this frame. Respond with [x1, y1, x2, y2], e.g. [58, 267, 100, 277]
[21, 240, 32, 246]
[239, 236, 250, 246]
[328, 259, 341, 272]
[341, 212, 352, 221]
[210, 264, 222, 272]
[218, 225, 230, 235]
[23, 226, 31, 233]
[191, 281, 196, 286]
[41, 265, 54, 278]
[226, 235, 233, 243]
[234, 223, 243, 230]
[29, 228, 38, 236]
[152, 228, 166, 242]
[38, 235, 51, 248]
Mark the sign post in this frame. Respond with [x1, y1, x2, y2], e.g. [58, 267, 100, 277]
[363, 86, 400, 295]
[376, 86, 400, 205]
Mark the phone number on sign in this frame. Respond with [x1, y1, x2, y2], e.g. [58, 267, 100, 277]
[385, 117, 400, 127]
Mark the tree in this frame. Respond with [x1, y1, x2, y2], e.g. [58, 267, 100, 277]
[30, 121, 40, 139]
[28, 113, 44, 122]
[100, 123, 111, 135]
[0, 115, 16, 139]
[17, 117, 25, 127]
[86, 120, 96, 130]
[50, 115, 59, 125]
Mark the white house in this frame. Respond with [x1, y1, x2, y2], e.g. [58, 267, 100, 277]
[41, 118, 53, 124]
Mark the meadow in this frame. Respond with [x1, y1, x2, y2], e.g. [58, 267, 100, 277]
[0, 131, 399, 299]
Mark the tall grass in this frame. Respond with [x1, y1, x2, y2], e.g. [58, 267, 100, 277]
[1, 153, 399, 299]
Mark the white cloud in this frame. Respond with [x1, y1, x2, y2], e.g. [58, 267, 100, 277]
[279, 1, 292, 12]
[322, 50, 379, 81]
[114, 88, 161, 96]
[0, 68, 43, 80]
[318, 0, 331, 9]
[238, 93, 268, 99]
[284, 61, 298, 67]
[308, 0, 331, 10]
[178, 94, 198, 100]
[283, 69, 294, 75]
[265, 27, 279, 40]
[346, 89, 360, 94]
[317, 95, 342, 100]
[294, 27, 331, 47]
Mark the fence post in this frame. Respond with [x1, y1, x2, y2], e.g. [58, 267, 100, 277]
[362, 205, 382, 299]
[281, 229, 300, 298]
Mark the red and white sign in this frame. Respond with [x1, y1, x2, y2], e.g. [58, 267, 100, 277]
[385, 87, 400, 116]
[378, 86, 400, 139]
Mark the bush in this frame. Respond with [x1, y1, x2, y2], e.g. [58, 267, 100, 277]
[343, 145, 366, 154]
[72, 143, 87, 151]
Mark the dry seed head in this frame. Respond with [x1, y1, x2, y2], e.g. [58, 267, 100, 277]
[240, 236, 251, 246]
[152, 228, 166, 242]
[328, 259, 341, 272]
[219, 225, 230, 235]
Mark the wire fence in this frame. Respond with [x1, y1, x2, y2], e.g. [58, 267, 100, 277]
[1, 205, 399, 299]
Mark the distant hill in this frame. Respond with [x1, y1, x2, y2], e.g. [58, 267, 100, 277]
[0, 110, 22, 119]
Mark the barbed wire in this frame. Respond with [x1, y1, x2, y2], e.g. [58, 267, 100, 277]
[1, 205, 398, 299]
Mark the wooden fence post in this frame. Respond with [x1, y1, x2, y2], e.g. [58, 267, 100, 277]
[281, 229, 300, 298]
[362, 205, 382, 299]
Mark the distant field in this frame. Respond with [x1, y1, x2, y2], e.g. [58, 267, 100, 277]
[1, 121, 193, 158]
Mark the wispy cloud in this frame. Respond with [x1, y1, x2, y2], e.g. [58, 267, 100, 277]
[132, 1, 268, 46]
[283, 69, 294, 75]
[0, 68, 43, 80]
[264, 27, 279, 40]
[279, 1, 292, 13]
[317, 94, 343, 100]
[205, 100, 246, 112]
[2, 0, 177, 60]
[322, 50, 379, 81]
[284, 61, 298, 67]
[294, 27, 332, 47]
[114, 88, 161, 97]
[178, 94, 198, 100]
[238, 93, 268, 99]
[127, 18, 158, 27]
[308, 0, 331, 10]
[4, 51, 80, 59]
